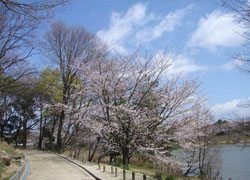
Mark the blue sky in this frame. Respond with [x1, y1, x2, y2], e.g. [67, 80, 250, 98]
[52, 0, 250, 119]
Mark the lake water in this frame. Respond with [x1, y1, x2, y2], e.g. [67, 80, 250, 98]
[219, 144, 250, 180]
[172, 144, 250, 180]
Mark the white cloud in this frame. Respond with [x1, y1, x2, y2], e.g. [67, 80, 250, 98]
[97, 3, 192, 54]
[136, 5, 192, 42]
[211, 97, 250, 118]
[168, 54, 207, 76]
[187, 10, 245, 50]
[219, 60, 236, 71]
[146, 51, 206, 77]
[96, 3, 152, 54]
[215, 59, 243, 71]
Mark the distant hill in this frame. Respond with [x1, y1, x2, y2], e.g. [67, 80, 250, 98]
[207, 120, 250, 144]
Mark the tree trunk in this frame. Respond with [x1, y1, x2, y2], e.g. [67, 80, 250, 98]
[0, 97, 6, 139]
[56, 84, 68, 153]
[0, 125, 4, 138]
[109, 155, 114, 163]
[184, 166, 193, 176]
[88, 137, 100, 162]
[49, 117, 57, 144]
[38, 107, 43, 150]
[56, 110, 65, 153]
[14, 119, 21, 148]
[77, 145, 81, 158]
[98, 154, 105, 164]
[122, 147, 129, 168]
[22, 112, 27, 149]
[69, 146, 73, 157]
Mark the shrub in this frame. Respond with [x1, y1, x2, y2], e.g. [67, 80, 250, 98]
[44, 143, 56, 152]
[122, 165, 129, 170]
[2, 157, 10, 166]
[108, 161, 121, 167]
[154, 172, 163, 180]
[165, 175, 176, 180]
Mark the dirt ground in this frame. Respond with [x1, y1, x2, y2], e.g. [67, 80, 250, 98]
[24, 150, 94, 180]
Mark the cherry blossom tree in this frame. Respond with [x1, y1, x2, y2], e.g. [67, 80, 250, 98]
[74, 50, 211, 168]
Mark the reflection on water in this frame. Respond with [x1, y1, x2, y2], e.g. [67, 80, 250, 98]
[219, 144, 250, 180]
[172, 144, 250, 180]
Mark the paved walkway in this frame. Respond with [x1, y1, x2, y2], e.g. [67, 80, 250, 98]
[24, 150, 94, 180]
[23, 150, 154, 180]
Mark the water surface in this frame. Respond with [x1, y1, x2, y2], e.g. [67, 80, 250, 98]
[219, 144, 250, 180]
[172, 144, 250, 180]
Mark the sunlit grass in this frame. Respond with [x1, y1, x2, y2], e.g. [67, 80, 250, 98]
[0, 140, 22, 180]
[0, 141, 17, 155]
[128, 164, 157, 176]
[2, 171, 17, 180]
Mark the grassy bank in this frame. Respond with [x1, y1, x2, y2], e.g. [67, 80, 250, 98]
[105, 163, 199, 180]
[0, 141, 23, 180]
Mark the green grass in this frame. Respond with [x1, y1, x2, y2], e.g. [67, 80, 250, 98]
[0, 141, 18, 155]
[214, 134, 250, 145]
[12, 161, 22, 167]
[0, 140, 22, 180]
[0, 161, 7, 174]
[128, 165, 199, 180]
[102, 162, 160, 177]
[108, 161, 122, 167]
[2, 171, 17, 180]
[102, 163, 199, 180]
[128, 164, 157, 176]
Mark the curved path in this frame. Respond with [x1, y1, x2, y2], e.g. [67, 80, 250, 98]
[24, 150, 94, 180]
